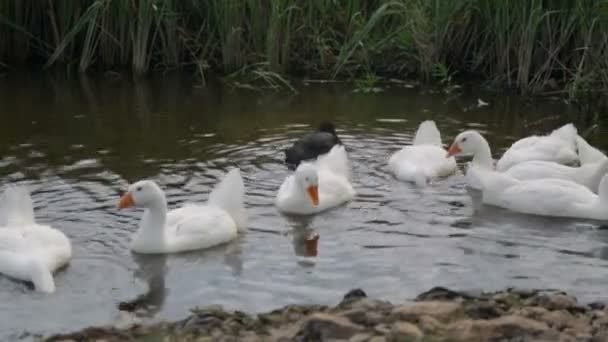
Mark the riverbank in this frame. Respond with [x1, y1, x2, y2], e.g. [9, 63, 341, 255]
[45, 287, 608, 341]
[2, 1, 608, 99]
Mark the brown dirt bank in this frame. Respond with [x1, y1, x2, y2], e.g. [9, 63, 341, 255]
[45, 287, 608, 342]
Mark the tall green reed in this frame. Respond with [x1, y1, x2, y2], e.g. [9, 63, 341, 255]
[0, 0, 607, 98]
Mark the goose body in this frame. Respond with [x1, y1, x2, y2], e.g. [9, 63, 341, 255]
[277, 145, 355, 215]
[495, 123, 579, 171]
[480, 172, 608, 220]
[447, 130, 608, 192]
[577, 135, 607, 165]
[505, 159, 608, 192]
[0, 187, 72, 292]
[284, 122, 341, 169]
[118, 169, 247, 254]
[388, 120, 457, 186]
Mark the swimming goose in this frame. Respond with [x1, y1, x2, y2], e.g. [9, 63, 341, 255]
[277, 145, 355, 215]
[118, 169, 247, 254]
[577, 135, 607, 165]
[495, 123, 578, 171]
[388, 120, 457, 186]
[284, 121, 342, 169]
[0, 186, 72, 292]
[480, 171, 608, 221]
[447, 130, 608, 192]
[446, 130, 495, 190]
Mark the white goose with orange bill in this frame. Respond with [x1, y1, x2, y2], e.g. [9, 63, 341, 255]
[117, 169, 247, 254]
[276, 145, 355, 215]
[446, 129, 608, 192]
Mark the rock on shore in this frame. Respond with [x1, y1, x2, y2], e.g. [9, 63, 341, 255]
[45, 287, 608, 341]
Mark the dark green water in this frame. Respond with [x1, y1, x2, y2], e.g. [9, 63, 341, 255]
[0, 72, 607, 341]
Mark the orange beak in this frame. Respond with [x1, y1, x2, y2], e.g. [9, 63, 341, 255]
[446, 143, 462, 158]
[118, 192, 135, 209]
[307, 185, 319, 206]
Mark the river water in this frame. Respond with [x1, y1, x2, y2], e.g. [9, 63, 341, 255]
[0, 73, 607, 340]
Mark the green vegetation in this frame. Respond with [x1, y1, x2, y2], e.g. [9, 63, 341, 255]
[1, 0, 608, 98]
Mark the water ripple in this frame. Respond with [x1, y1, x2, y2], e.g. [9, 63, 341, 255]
[0, 80, 607, 341]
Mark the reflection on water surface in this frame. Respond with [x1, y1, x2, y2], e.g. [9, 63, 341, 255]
[0, 73, 607, 340]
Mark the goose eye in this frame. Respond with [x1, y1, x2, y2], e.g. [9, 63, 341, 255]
[461, 137, 468, 142]
[136, 186, 142, 191]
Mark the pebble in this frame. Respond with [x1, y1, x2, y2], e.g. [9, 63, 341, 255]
[43, 287, 608, 342]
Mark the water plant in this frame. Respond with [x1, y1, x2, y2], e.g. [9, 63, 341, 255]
[354, 72, 383, 93]
[0, 0, 607, 99]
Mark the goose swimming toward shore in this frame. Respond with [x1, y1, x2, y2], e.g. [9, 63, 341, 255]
[388, 120, 457, 186]
[447, 130, 608, 192]
[277, 145, 355, 215]
[118, 169, 247, 254]
[0, 186, 72, 292]
[284, 121, 342, 169]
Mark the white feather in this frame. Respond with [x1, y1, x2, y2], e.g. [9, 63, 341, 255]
[208, 168, 247, 231]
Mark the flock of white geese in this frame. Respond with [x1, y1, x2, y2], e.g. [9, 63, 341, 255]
[1, 121, 606, 293]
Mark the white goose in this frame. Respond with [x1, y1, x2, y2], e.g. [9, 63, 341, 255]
[495, 123, 579, 171]
[388, 120, 457, 186]
[479, 171, 608, 221]
[446, 130, 494, 190]
[276, 145, 355, 215]
[118, 168, 247, 254]
[0, 186, 72, 293]
[447, 130, 608, 192]
[577, 135, 607, 165]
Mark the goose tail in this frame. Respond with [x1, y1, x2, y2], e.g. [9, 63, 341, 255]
[0, 186, 35, 227]
[583, 159, 608, 193]
[316, 145, 351, 179]
[413, 120, 442, 146]
[208, 168, 247, 232]
[550, 123, 577, 144]
[576, 135, 607, 165]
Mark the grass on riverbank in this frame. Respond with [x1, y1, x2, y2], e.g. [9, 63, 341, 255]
[1, 1, 608, 98]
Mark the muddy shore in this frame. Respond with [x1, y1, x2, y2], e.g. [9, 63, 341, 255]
[44, 287, 608, 342]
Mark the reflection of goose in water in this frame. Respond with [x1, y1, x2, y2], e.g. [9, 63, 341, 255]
[292, 228, 319, 258]
[118, 253, 168, 317]
[171, 236, 245, 277]
[459, 189, 587, 234]
[223, 237, 244, 276]
[286, 216, 320, 260]
[588, 229, 608, 261]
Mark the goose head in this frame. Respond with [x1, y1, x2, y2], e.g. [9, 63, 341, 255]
[118, 180, 165, 209]
[446, 130, 485, 158]
[294, 163, 320, 206]
[318, 121, 337, 136]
